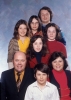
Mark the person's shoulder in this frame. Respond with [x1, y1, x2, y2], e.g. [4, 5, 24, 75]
[2, 68, 14, 77]
[27, 81, 36, 89]
[56, 41, 65, 47]
[65, 70, 71, 74]
[25, 67, 32, 71]
[47, 81, 57, 89]
[56, 41, 64, 45]
[26, 37, 30, 40]
[9, 38, 17, 43]
[25, 67, 34, 74]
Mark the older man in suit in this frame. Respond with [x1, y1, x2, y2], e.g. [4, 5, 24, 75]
[1, 51, 35, 100]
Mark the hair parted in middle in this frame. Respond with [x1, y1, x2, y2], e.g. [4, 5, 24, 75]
[28, 15, 42, 31]
[13, 19, 29, 39]
[27, 35, 49, 59]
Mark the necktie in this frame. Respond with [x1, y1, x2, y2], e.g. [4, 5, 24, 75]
[16, 72, 21, 92]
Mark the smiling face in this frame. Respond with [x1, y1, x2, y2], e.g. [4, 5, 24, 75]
[30, 18, 39, 32]
[47, 26, 56, 41]
[13, 51, 27, 73]
[18, 24, 27, 38]
[33, 38, 43, 52]
[52, 57, 64, 71]
[35, 70, 47, 86]
[40, 10, 50, 24]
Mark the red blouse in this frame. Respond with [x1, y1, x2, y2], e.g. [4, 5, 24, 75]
[52, 69, 71, 100]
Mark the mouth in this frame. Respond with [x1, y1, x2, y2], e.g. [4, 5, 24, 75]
[56, 66, 60, 68]
[36, 49, 40, 51]
[17, 65, 22, 68]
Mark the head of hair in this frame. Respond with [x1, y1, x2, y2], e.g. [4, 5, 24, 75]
[28, 15, 42, 31]
[34, 63, 49, 76]
[13, 19, 29, 39]
[48, 52, 68, 70]
[27, 35, 48, 59]
[38, 6, 53, 22]
[45, 23, 61, 40]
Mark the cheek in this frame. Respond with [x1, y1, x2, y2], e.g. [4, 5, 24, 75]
[33, 45, 36, 50]
[52, 63, 56, 68]
[47, 33, 49, 37]
[54, 33, 56, 37]
[40, 45, 43, 49]
[36, 24, 39, 27]
[25, 29, 27, 33]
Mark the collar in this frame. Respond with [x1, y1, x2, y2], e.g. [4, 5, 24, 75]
[33, 81, 49, 88]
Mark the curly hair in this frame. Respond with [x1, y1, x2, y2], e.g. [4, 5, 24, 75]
[27, 35, 49, 59]
[45, 23, 61, 41]
[38, 6, 53, 22]
[13, 19, 29, 39]
[48, 52, 68, 70]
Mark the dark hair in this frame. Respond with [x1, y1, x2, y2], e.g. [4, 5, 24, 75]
[27, 35, 48, 59]
[13, 19, 29, 39]
[34, 63, 49, 75]
[48, 52, 68, 70]
[28, 15, 42, 31]
[45, 23, 61, 40]
[38, 6, 53, 22]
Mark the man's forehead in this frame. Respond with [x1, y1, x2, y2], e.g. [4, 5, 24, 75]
[14, 51, 26, 59]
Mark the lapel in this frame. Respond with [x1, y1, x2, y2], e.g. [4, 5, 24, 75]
[10, 68, 18, 92]
[19, 68, 29, 91]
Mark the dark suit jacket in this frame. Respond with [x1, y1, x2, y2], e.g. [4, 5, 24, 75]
[1, 67, 35, 100]
[28, 54, 50, 68]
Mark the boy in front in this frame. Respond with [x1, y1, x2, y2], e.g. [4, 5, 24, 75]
[24, 63, 60, 100]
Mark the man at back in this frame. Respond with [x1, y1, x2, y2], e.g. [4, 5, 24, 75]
[1, 51, 35, 100]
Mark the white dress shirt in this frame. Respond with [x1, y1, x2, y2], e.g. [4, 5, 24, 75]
[24, 81, 60, 100]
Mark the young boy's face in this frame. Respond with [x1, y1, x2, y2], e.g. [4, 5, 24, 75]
[35, 70, 47, 86]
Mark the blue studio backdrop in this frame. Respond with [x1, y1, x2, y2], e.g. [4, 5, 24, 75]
[0, 0, 71, 78]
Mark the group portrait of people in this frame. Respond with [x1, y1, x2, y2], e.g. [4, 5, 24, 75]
[1, 6, 71, 100]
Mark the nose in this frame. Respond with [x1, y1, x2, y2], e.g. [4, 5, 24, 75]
[33, 23, 36, 26]
[40, 75, 43, 79]
[56, 62, 60, 66]
[18, 61, 21, 64]
[50, 32, 53, 35]
[37, 44, 39, 47]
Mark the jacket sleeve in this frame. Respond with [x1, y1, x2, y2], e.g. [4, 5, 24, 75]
[1, 72, 7, 100]
[7, 39, 19, 62]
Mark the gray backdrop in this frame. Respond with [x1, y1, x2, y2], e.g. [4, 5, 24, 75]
[0, 0, 71, 77]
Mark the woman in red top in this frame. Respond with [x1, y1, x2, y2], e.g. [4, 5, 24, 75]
[27, 35, 49, 68]
[45, 23, 67, 58]
[48, 52, 71, 100]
